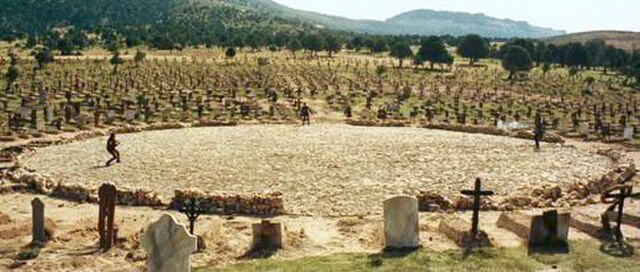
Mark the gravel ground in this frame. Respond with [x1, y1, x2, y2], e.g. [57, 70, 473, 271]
[23, 124, 613, 216]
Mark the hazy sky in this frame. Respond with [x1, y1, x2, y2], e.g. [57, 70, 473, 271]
[273, 0, 639, 33]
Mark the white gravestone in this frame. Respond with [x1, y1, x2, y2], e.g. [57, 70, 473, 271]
[141, 214, 197, 272]
[624, 127, 634, 141]
[383, 196, 420, 249]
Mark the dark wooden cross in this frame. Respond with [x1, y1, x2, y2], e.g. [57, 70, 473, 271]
[461, 178, 494, 240]
[181, 197, 202, 235]
[601, 185, 640, 243]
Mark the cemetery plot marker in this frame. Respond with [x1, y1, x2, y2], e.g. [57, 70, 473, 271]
[601, 185, 640, 243]
[142, 214, 197, 272]
[460, 178, 494, 244]
[497, 211, 570, 253]
[31, 197, 46, 245]
[252, 220, 283, 250]
[383, 196, 420, 249]
[180, 197, 202, 235]
[98, 183, 117, 250]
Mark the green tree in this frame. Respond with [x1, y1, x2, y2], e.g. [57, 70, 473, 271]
[390, 42, 413, 68]
[457, 34, 489, 65]
[301, 33, 325, 56]
[26, 35, 37, 48]
[286, 38, 302, 57]
[34, 48, 54, 69]
[324, 35, 342, 57]
[417, 36, 451, 70]
[501, 45, 533, 80]
[564, 43, 589, 68]
[225, 47, 236, 58]
[4, 51, 20, 92]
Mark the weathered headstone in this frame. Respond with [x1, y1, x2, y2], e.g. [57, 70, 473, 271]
[623, 126, 634, 141]
[98, 183, 117, 250]
[498, 211, 570, 252]
[31, 198, 46, 244]
[252, 220, 283, 249]
[383, 196, 420, 249]
[528, 210, 570, 251]
[141, 214, 197, 272]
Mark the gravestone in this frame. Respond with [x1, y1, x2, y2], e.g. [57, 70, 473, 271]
[383, 196, 420, 249]
[623, 126, 633, 141]
[106, 110, 116, 124]
[528, 210, 570, 251]
[141, 214, 197, 272]
[31, 198, 46, 244]
[579, 123, 590, 136]
[252, 220, 283, 249]
[124, 109, 136, 122]
[98, 183, 117, 250]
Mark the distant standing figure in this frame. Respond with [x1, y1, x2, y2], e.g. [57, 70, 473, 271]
[106, 133, 121, 166]
[300, 103, 311, 125]
[534, 112, 545, 149]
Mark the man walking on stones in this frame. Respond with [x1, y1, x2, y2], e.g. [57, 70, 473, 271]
[300, 102, 312, 125]
[106, 133, 121, 166]
[534, 112, 545, 150]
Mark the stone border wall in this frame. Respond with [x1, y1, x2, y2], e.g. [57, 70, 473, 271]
[1, 169, 284, 216]
[417, 149, 635, 212]
[0, 120, 633, 216]
[347, 119, 565, 144]
[169, 189, 284, 216]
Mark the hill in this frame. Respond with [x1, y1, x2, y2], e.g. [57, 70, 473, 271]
[543, 31, 640, 51]
[384, 9, 561, 38]
[0, 0, 564, 41]
[250, 0, 564, 38]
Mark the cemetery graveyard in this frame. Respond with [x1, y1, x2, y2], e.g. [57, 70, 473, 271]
[0, 48, 640, 270]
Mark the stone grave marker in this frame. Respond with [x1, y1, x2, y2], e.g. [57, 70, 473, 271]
[31, 197, 46, 244]
[252, 219, 283, 250]
[528, 210, 570, 252]
[623, 126, 634, 141]
[98, 183, 117, 250]
[142, 214, 197, 272]
[383, 195, 420, 249]
[498, 211, 571, 252]
[124, 109, 136, 122]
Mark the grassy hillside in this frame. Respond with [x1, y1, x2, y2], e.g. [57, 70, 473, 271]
[544, 31, 640, 51]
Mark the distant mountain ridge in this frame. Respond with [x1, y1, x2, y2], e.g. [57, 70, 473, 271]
[252, 0, 565, 38]
[0, 0, 565, 40]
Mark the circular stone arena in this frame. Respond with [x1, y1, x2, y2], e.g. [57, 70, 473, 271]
[23, 124, 613, 216]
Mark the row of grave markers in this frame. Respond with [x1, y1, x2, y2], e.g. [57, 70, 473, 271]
[26, 180, 639, 271]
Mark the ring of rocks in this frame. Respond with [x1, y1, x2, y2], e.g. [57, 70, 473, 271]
[0, 121, 636, 217]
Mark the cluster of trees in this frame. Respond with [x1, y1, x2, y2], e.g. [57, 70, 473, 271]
[495, 38, 640, 83]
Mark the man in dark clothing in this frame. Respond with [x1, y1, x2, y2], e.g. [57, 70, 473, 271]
[106, 133, 121, 166]
[300, 102, 311, 125]
[534, 112, 545, 149]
